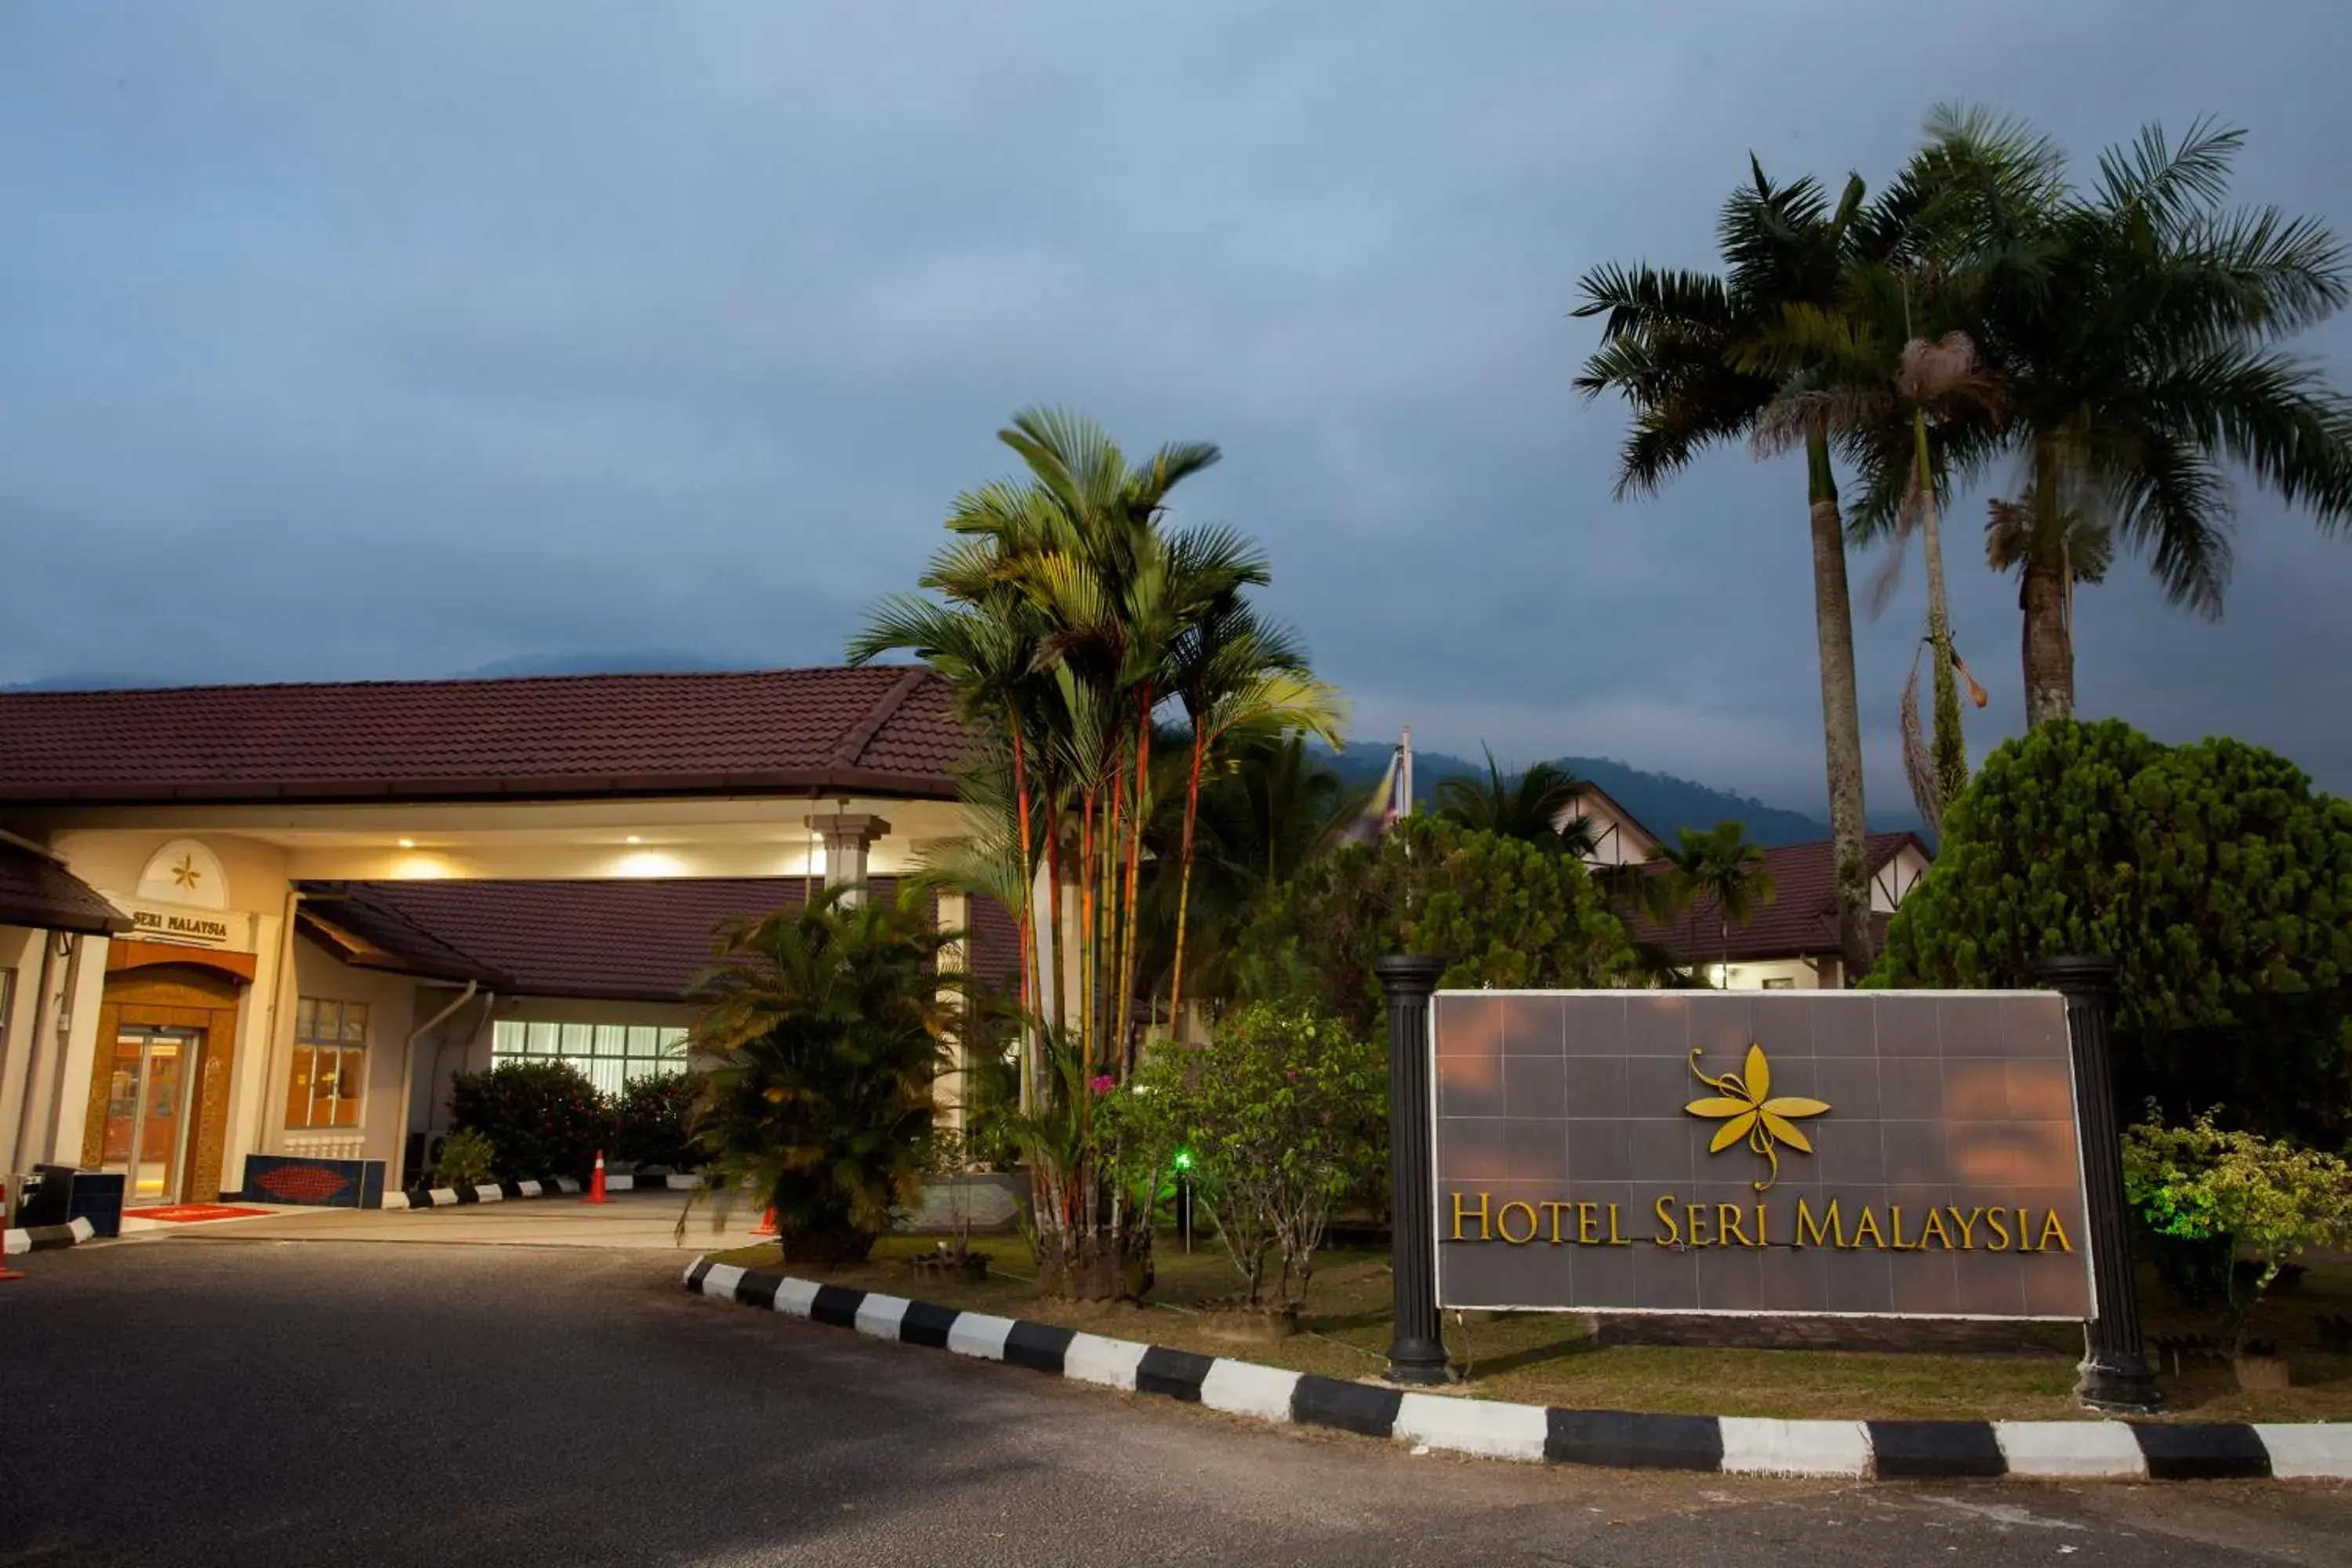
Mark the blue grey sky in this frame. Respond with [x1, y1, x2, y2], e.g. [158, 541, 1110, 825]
[5, 2, 2349, 815]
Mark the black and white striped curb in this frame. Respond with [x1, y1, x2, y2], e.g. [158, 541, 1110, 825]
[382, 1173, 700, 1210]
[4, 1216, 96, 1255]
[684, 1258, 2352, 1482]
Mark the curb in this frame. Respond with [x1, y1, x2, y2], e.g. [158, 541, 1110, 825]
[682, 1259, 2352, 1483]
[4, 1216, 96, 1256]
[383, 1172, 700, 1210]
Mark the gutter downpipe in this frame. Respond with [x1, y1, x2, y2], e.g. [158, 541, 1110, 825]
[261, 887, 303, 1160]
[425, 987, 498, 1144]
[395, 979, 479, 1192]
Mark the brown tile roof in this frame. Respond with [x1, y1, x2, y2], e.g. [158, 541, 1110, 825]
[295, 877, 1022, 1003]
[0, 840, 133, 936]
[1632, 832, 1928, 967]
[0, 666, 968, 805]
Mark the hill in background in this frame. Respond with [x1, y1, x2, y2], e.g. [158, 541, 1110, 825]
[1323, 739, 1928, 848]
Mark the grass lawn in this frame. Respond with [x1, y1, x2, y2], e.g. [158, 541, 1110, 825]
[702, 1231, 2352, 1424]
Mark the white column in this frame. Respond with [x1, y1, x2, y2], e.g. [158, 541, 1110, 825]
[805, 814, 891, 906]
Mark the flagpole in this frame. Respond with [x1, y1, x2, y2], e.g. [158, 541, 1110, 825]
[1400, 726, 1414, 818]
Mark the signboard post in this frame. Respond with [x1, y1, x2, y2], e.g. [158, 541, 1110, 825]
[1399, 960, 2157, 1411]
[2032, 957, 2158, 1412]
[1377, 955, 1450, 1385]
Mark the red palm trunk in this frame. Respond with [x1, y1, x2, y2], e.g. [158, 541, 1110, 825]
[1167, 726, 1207, 1036]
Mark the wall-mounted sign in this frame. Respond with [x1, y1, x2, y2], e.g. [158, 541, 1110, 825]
[1432, 991, 2095, 1320]
[125, 902, 239, 949]
[134, 838, 230, 911]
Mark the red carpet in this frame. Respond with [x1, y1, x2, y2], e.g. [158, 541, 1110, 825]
[122, 1203, 272, 1224]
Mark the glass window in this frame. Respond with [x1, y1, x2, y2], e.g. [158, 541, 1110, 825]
[489, 1014, 688, 1088]
[289, 996, 368, 1129]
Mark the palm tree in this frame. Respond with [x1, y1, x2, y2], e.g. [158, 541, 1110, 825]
[1165, 601, 1345, 1031]
[1432, 746, 1599, 857]
[1648, 821, 1777, 984]
[1575, 158, 1876, 982]
[1867, 110, 2352, 725]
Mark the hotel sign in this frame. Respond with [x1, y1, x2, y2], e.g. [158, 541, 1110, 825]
[126, 902, 238, 949]
[1432, 991, 2096, 1319]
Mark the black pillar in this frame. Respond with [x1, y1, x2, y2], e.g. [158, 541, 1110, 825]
[2032, 956, 2161, 1414]
[1377, 955, 1451, 1385]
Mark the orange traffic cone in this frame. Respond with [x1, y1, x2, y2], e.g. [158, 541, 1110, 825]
[751, 1207, 777, 1236]
[582, 1150, 611, 1205]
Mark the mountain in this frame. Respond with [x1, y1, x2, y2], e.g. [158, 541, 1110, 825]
[453, 648, 737, 679]
[1323, 741, 1929, 848]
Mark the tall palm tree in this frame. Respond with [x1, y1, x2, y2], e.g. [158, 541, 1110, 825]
[1575, 158, 1876, 982]
[1864, 110, 2352, 725]
[1165, 601, 1346, 1030]
[1432, 746, 1599, 857]
[1647, 821, 1777, 984]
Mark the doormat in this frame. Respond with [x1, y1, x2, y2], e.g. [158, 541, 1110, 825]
[121, 1203, 271, 1224]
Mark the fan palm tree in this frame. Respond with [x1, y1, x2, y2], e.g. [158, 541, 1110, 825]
[1433, 746, 1599, 857]
[1864, 110, 2352, 725]
[1575, 158, 1876, 981]
[1648, 821, 1777, 984]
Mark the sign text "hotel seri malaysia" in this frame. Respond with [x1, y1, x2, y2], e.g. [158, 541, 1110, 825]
[1432, 991, 2096, 1320]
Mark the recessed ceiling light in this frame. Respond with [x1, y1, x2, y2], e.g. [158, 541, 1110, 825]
[626, 835, 643, 844]
[397, 838, 416, 848]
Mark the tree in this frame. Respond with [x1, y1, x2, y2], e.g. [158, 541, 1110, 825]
[1873, 110, 2352, 726]
[448, 1061, 613, 1184]
[1238, 815, 1637, 1036]
[1646, 820, 1777, 982]
[1869, 718, 2352, 1146]
[1433, 746, 1599, 857]
[1575, 158, 1878, 980]
[1111, 1002, 1385, 1310]
[685, 884, 970, 1266]
[851, 406, 1320, 1298]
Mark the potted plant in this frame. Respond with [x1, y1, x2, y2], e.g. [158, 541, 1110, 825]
[2123, 1109, 2352, 1391]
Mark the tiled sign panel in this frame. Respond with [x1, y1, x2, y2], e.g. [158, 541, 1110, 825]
[1432, 992, 2095, 1319]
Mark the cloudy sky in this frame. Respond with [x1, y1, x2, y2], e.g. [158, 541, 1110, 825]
[5, 2, 2349, 815]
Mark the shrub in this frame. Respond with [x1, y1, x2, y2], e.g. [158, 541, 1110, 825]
[1112, 1001, 1385, 1308]
[447, 1060, 614, 1182]
[2122, 1110, 2352, 1352]
[433, 1127, 497, 1188]
[612, 1073, 701, 1171]
[1236, 815, 1637, 1036]
[1869, 719, 2352, 1145]
[687, 884, 963, 1266]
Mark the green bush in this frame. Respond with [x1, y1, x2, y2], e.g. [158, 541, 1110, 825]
[688, 885, 963, 1266]
[433, 1127, 498, 1188]
[1236, 815, 1637, 1036]
[1110, 1001, 1385, 1307]
[612, 1073, 701, 1171]
[447, 1060, 615, 1182]
[1869, 719, 2352, 1145]
[2122, 1109, 2352, 1350]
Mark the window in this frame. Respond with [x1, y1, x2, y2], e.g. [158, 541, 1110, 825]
[490, 1019, 687, 1095]
[1761, 977, 1797, 991]
[287, 998, 368, 1128]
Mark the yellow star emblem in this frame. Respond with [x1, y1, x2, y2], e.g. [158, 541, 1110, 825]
[171, 855, 202, 890]
[1685, 1043, 1829, 1192]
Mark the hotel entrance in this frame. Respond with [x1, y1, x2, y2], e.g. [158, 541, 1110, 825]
[103, 1026, 204, 1203]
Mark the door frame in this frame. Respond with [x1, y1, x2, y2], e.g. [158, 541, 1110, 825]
[103, 1025, 205, 1204]
[85, 959, 248, 1203]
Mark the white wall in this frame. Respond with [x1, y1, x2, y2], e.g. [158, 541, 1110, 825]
[285, 938, 426, 1171]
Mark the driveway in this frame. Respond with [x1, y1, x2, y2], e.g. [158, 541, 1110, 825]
[137, 1187, 767, 1250]
[5, 1240, 2348, 1566]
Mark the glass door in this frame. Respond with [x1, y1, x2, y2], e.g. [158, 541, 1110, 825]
[104, 1027, 202, 1204]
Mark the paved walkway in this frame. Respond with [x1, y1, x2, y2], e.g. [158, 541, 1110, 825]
[9, 1240, 2350, 1566]
[148, 1188, 769, 1250]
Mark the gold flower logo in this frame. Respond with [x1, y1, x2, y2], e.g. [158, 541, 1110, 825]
[1685, 1043, 1829, 1191]
[171, 855, 202, 890]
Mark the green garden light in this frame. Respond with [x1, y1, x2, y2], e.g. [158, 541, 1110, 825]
[1172, 1149, 1196, 1252]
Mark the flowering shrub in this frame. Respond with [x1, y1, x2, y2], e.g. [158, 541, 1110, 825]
[1116, 1001, 1385, 1307]
[612, 1072, 701, 1171]
[448, 1061, 615, 1183]
[433, 1127, 498, 1187]
[2122, 1109, 2352, 1352]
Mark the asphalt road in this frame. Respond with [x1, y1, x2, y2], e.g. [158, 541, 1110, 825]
[5, 1237, 2349, 1567]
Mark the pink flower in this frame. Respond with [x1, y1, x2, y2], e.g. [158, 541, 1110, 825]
[1090, 1074, 1116, 1095]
